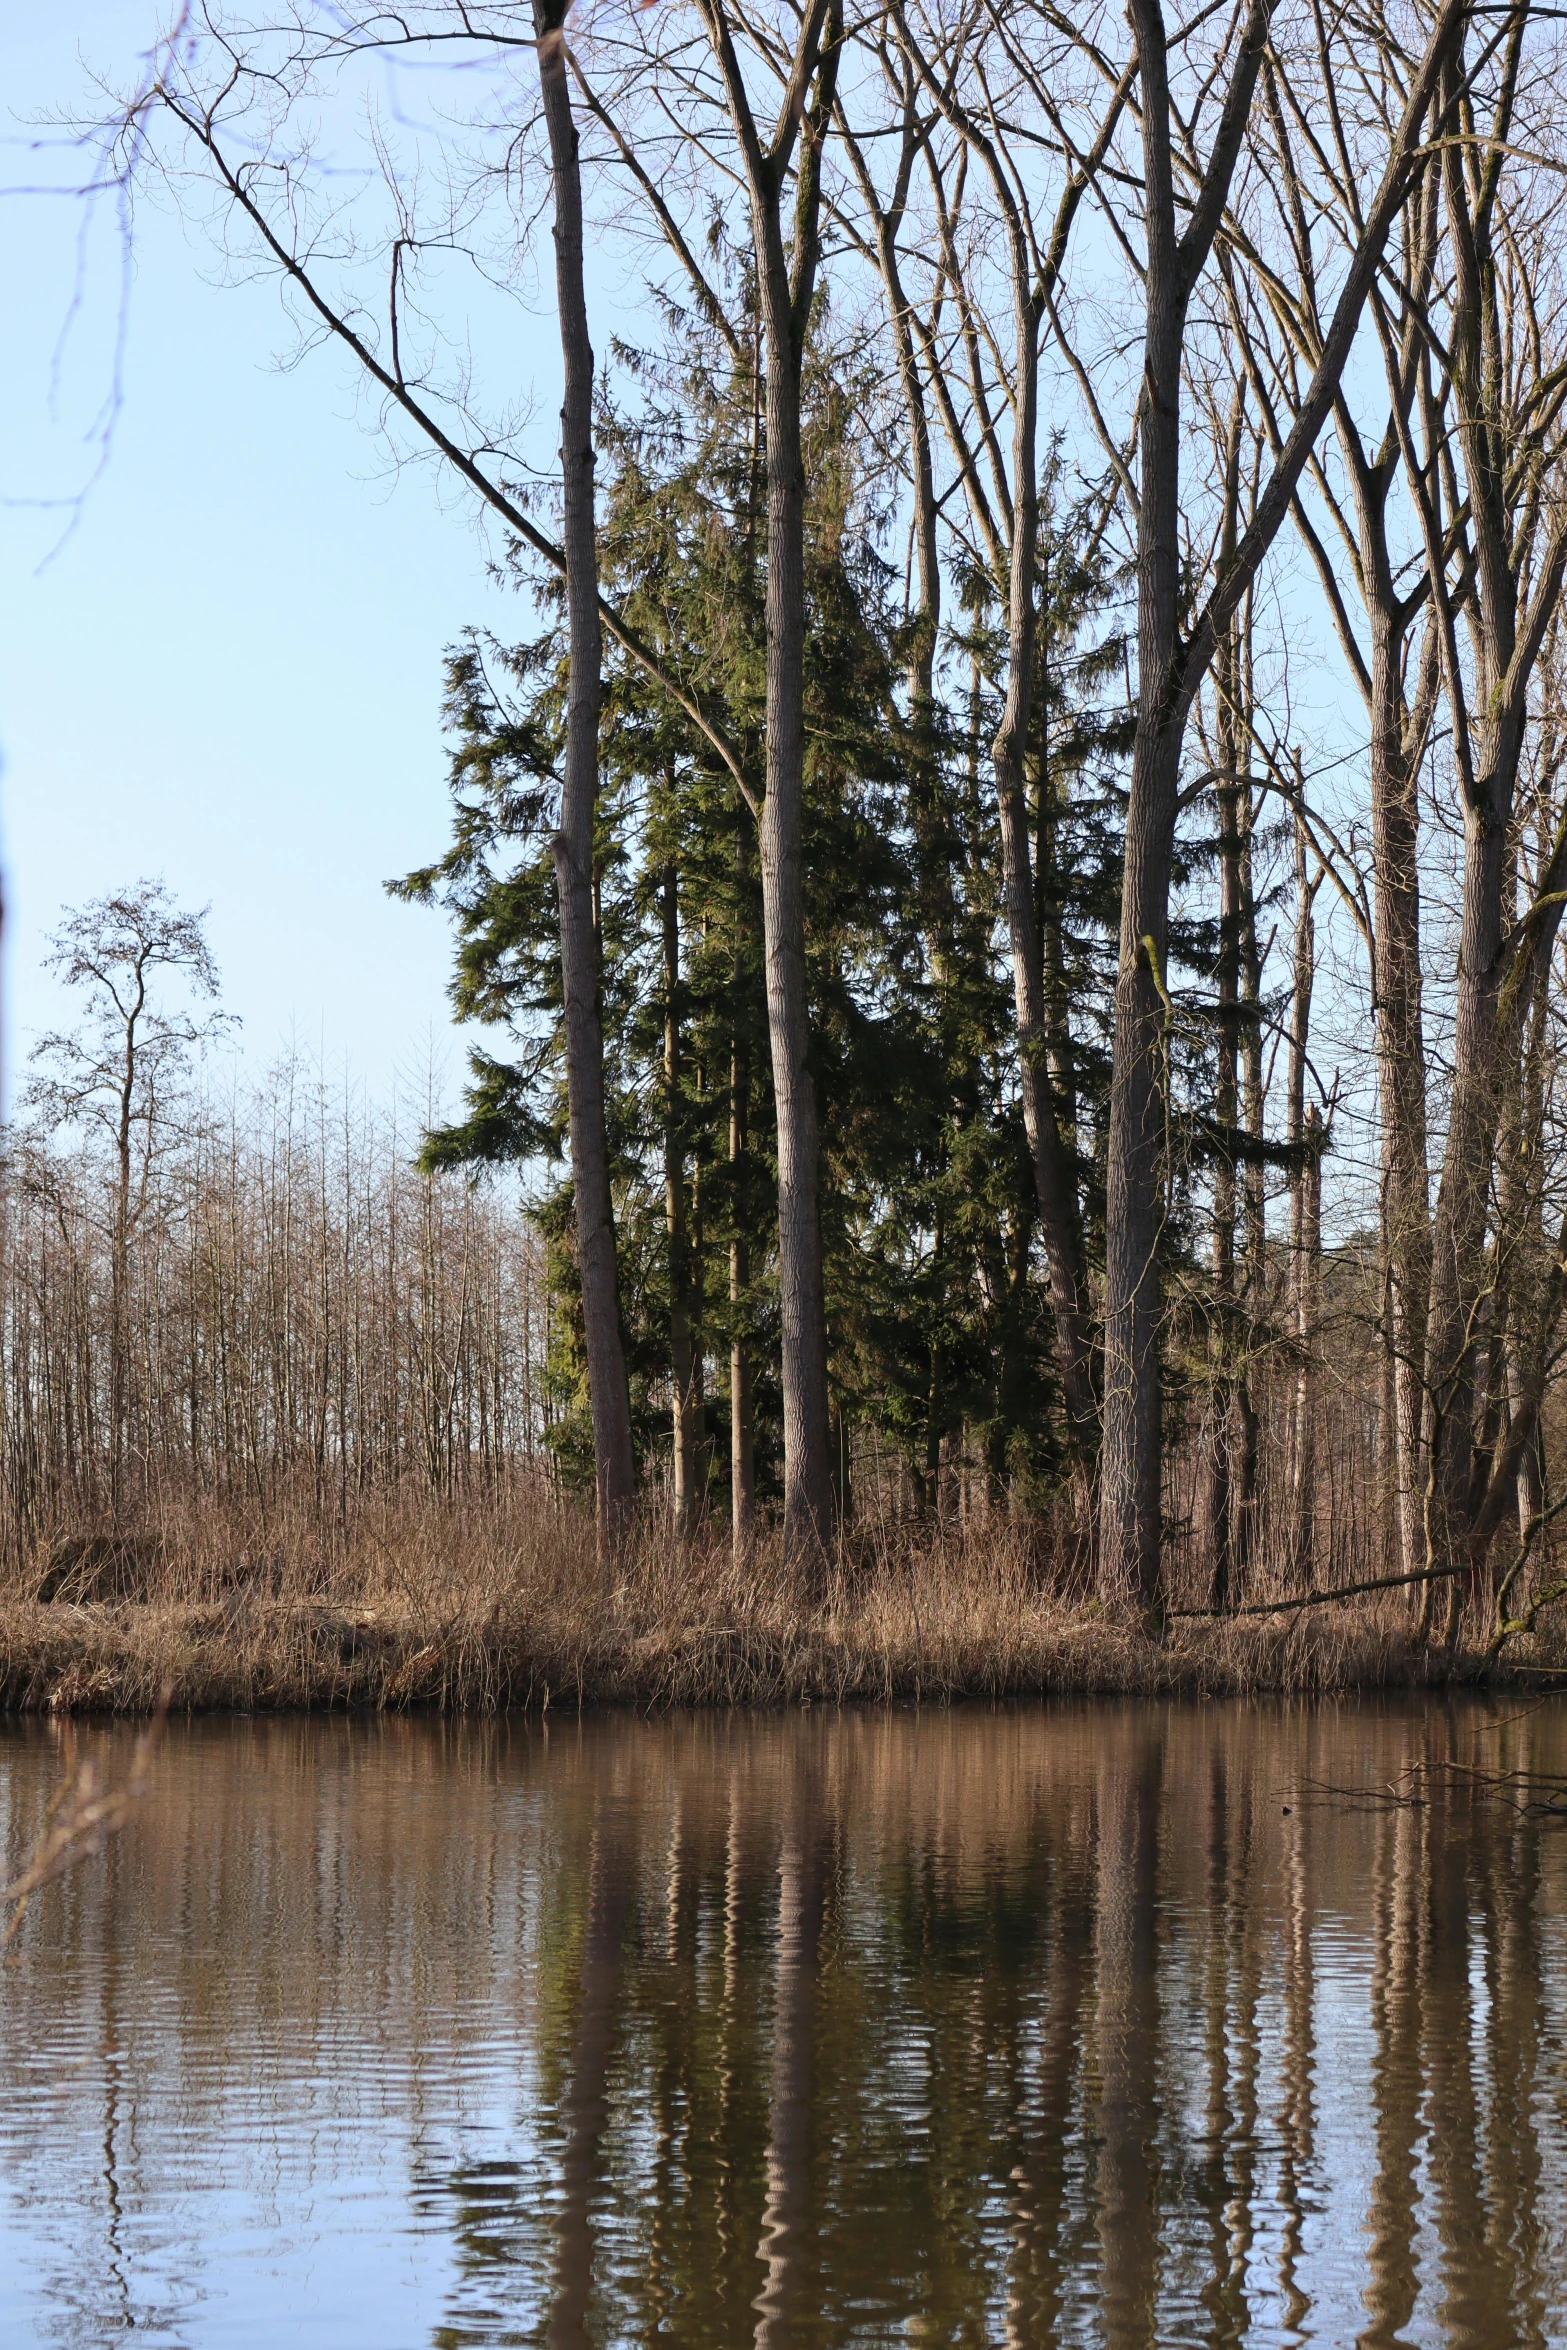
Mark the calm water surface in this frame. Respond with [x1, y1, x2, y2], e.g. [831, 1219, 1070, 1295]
[2, 1700, 1566, 2346]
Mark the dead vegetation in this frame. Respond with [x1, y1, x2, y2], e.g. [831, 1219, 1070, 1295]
[0, 1479, 1549, 1716]
[0, 1694, 167, 1940]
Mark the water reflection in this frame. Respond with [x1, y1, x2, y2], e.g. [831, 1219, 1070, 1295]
[4, 1702, 1567, 2346]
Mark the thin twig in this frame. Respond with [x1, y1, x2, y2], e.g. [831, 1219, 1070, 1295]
[1, 1686, 169, 1949]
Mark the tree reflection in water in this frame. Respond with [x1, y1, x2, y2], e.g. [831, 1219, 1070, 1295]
[3, 1702, 1567, 2346]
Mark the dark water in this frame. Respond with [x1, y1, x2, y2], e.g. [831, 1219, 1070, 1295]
[3, 1702, 1567, 2347]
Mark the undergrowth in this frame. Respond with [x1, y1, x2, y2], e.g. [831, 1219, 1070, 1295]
[0, 1480, 1548, 1713]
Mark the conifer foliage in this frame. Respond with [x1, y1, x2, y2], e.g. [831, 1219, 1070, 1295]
[398, 308, 1132, 1530]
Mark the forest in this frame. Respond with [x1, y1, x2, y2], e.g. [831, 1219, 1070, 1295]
[7, 0, 1567, 1674]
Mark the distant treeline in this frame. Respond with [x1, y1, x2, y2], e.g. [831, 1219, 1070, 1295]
[1, 1030, 545, 1568]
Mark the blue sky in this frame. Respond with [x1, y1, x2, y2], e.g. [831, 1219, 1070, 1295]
[1, 9, 538, 1105]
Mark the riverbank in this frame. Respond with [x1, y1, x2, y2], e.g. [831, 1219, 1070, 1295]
[0, 1591, 1502, 1714]
[0, 1495, 1548, 1710]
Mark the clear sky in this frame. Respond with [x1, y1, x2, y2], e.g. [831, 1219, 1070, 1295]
[0, 9, 538, 1108]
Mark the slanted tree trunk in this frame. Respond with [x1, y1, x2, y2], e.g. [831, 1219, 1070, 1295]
[535, 0, 636, 1525]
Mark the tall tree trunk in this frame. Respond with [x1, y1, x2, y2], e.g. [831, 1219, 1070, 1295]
[662, 865, 698, 1533]
[1235, 768, 1264, 1577]
[112, 1019, 135, 1520]
[1204, 694, 1241, 1609]
[1285, 809, 1323, 1578]
[1503, 828, 1555, 1545]
[1267, 133, 1440, 1598]
[1422, 40, 1567, 1624]
[1204, 411, 1246, 1608]
[689, 1110, 710, 1498]
[1098, 0, 1198, 1607]
[842, 98, 963, 1522]
[1425, 766, 1512, 1624]
[535, 0, 636, 1524]
[1425, 812, 1506, 1327]
[1098, 0, 1468, 1609]
[699, 0, 841, 1568]
[998, 672, 1098, 1516]
[729, 1020, 756, 1556]
[756, 315, 833, 1567]
[1369, 619, 1433, 1598]
[962, 112, 1100, 1505]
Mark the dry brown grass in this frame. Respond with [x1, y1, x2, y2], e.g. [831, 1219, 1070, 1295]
[0, 1478, 1549, 1714]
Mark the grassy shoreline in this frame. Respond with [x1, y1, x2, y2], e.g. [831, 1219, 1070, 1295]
[0, 1581, 1539, 1714]
[3, 1490, 1555, 1713]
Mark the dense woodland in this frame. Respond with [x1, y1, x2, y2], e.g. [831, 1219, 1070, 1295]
[8, 0, 1567, 1645]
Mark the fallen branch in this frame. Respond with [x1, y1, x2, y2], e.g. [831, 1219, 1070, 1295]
[1172, 1559, 1471, 1619]
[1305, 1757, 1567, 1817]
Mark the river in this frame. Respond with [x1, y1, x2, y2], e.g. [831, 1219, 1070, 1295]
[2, 1700, 1564, 2345]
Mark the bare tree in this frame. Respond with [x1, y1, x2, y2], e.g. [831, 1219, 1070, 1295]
[1411, 21, 1567, 1627]
[685, 0, 843, 1566]
[25, 882, 228, 1513]
[1221, 51, 1446, 1592]
[1096, 0, 1470, 1612]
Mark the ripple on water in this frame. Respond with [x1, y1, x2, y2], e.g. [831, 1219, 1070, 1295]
[2, 1701, 1565, 2347]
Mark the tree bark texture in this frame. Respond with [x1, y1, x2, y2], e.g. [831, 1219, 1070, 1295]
[1205, 744, 1241, 1610]
[1099, 0, 1209, 1610]
[1286, 813, 1324, 1579]
[662, 866, 699, 1533]
[729, 855, 757, 1556]
[1422, 40, 1567, 1607]
[1098, 0, 1466, 1607]
[698, 0, 841, 1566]
[536, 0, 637, 1523]
[1368, 610, 1433, 1593]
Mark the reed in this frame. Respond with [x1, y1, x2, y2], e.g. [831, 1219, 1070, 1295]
[0, 1479, 1538, 1714]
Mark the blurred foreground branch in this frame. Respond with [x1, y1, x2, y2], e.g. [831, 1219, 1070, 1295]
[1, 1689, 169, 1949]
